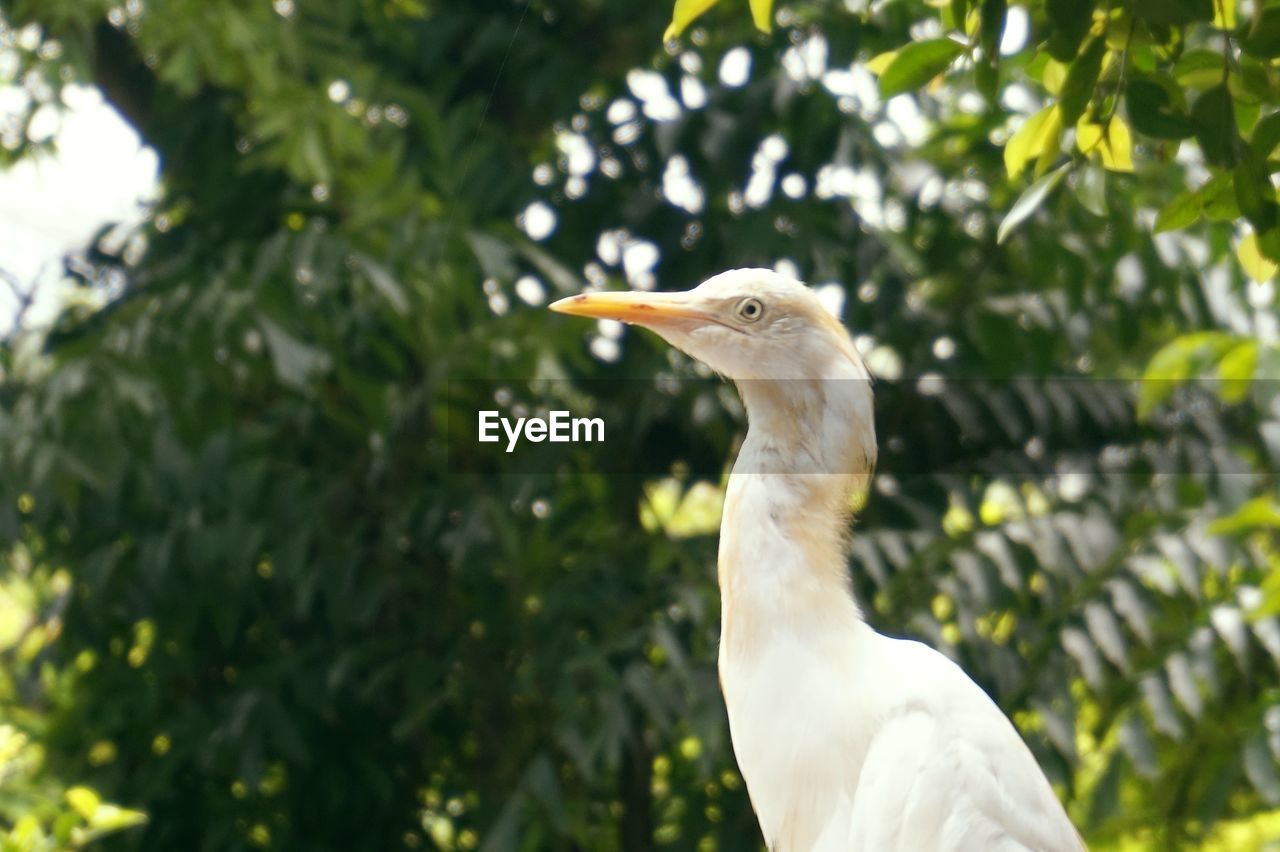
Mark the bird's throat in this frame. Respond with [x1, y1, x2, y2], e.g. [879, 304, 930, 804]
[716, 377, 875, 658]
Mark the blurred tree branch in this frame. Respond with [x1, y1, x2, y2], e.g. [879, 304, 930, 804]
[89, 20, 154, 137]
[0, 266, 34, 331]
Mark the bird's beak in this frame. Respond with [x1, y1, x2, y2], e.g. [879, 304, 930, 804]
[549, 290, 713, 328]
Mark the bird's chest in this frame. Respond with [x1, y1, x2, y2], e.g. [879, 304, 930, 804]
[719, 633, 874, 850]
[720, 633, 869, 763]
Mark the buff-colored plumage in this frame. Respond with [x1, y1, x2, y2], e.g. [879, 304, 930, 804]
[551, 269, 1086, 852]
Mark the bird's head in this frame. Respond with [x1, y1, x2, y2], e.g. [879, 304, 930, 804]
[552, 268, 876, 478]
[549, 268, 868, 383]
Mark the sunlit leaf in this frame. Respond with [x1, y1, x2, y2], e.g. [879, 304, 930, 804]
[644, 479, 725, 538]
[87, 804, 147, 832]
[1032, 107, 1065, 176]
[1101, 116, 1134, 171]
[1212, 0, 1236, 29]
[65, 787, 101, 821]
[1207, 496, 1280, 536]
[1042, 59, 1067, 94]
[1138, 331, 1237, 419]
[748, 0, 773, 33]
[663, 0, 720, 41]
[865, 50, 899, 76]
[1077, 116, 1134, 171]
[1238, 232, 1279, 281]
[1004, 105, 1057, 179]
[1216, 339, 1258, 403]
[979, 480, 1024, 525]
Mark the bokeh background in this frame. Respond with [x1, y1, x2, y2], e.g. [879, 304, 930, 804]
[1, 0, 1279, 849]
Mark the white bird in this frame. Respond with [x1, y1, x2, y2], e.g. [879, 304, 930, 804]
[551, 269, 1087, 852]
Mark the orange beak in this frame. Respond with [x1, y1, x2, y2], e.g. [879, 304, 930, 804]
[549, 290, 714, 327]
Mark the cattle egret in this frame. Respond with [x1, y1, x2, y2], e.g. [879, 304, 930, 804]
[551, 269, 1086, 852]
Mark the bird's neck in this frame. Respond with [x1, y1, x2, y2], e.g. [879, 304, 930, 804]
[717, 373, 876, 658]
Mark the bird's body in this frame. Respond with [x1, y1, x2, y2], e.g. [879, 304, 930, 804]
[719, 473, 1082, 851]
[551, 269, 1085, 852]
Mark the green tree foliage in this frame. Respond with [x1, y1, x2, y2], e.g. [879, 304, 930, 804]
[0, 0, 1277, 850]
[1, 538, 147, 849]
[667, 0, 1280, 272]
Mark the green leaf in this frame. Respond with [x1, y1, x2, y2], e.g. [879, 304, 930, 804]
[1233, 143, 1279, 232]
[258, 314, 332, 391]
[1076, 163, 1107, 216]
[1127, 79, 1195, 139]
[517, 240, 582, 294]
[1045, 0, 1090, 61]
[1058, 35, 1106, 127]
[1174, 51, 1224, 89]
[1250, 110, 1280, 159]
[352, 254, 409, 315]
[1137, 331, 1237, 419]
[1200, 172, 1242, 220]
[1258, 228, 1280, 264]
[468, 231, 518, 280]
[877, 39, 965, 98]
[1254, 569, 1280, 620]
[1207, 496, 1280, 536]
[976, 62, 999, 103]
[1232, 57, 1272, 105]
[1130, 0, 1212, 26]
[997, 162, 1070, 244]
[1217, 339, 1259, 403]
[1242, 7, 1280, 59]
[748, 0, 773, 33]
[1154, 189, 1202, 232]
[1235, 98, 1261, 137]
[1191, 85, 1240, 166]
[298, 125, 331, 184]
[663, 0, 720, 41]
[979, 0, 1007, 63]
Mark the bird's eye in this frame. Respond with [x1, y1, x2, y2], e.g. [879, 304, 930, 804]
[736, 297, 764, 323]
